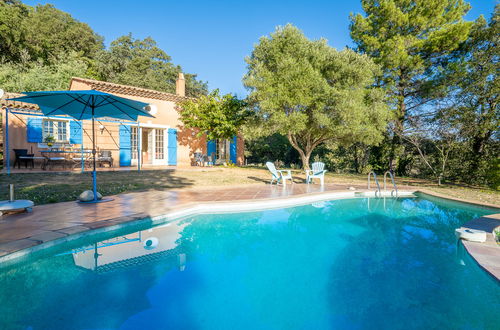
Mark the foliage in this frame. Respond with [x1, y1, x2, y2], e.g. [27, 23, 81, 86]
[0, 52, 88, 92]
[244, 133, 300, 166]
[179, 89, 248, 141]
[350, 0, 472, 172]
[435, 5, 499, 185]
[0, 1, 207, 96]
[0, 1, 103, 64]
[244, 24, 390, 169]
[94, 34, 208, 97]
[43, 135, 55, 143]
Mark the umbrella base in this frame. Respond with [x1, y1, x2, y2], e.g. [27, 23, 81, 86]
[78, 197, 114, 204]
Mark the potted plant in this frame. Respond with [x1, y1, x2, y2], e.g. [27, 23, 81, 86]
[44, 135, 56, 148]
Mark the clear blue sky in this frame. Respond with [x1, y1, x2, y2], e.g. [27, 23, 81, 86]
[26, 0, 497, 97]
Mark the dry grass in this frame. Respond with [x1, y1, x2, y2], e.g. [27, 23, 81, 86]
[1, 167, 499, 206]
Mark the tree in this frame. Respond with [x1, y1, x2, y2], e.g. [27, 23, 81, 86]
[402, 115, 459, 185]
[243, 24, 390, 169]
[23, 4, 104, 63]
[0, 2, 208, 97]
[0, 0, 29, 63]
[438, 5, 499, 181]
[179, 89, 248, 142]
[95, 34, 208, 97]
[350, 0, 472, 173]
[0, 1, 103, 64]
[0, 51, 88, 92]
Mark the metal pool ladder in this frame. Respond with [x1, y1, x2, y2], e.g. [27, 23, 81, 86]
[367, 171, 381, 197]
[383, 171, 398, 197]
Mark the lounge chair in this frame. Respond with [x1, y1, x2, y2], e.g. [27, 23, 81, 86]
[266, 161, 293, 185]
[306, 162, 327, 185]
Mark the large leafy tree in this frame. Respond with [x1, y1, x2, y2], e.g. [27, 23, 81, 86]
[243, 24, 390, 169]
[350, 0, 472, 172]
[438, 5, 499, 183]
[0, 52, 88, 92]
[179, 89, 248, 141]
[0, 1, 103, 64]
[95, 34, 208, 97]
[0, 1, 207, 97]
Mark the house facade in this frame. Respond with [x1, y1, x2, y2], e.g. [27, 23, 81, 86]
[1, 74, 245, 169]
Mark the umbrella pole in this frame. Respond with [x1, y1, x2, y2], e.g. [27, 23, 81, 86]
[5, 108, 10, 175]
[92, 109, 98, 201]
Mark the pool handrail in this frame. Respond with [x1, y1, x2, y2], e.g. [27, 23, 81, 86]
[383, 171, 398, 197]
[367, 171, 381, 197]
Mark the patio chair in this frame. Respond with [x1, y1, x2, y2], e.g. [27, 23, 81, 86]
[98, 150, 113, 168]
[13, 149, 35, 169]
[72, 151, 92, 170]
[305, 162, 327, 185]
[194, 152, 204, 166]
[206, 152, 215, 166]
[266, 161, 293, 185]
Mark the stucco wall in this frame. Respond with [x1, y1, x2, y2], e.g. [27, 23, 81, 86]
[2, 80, 245, 168]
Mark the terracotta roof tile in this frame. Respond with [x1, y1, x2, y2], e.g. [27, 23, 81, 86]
[71, 77, 189, 103]
[0, 92, 40, 111]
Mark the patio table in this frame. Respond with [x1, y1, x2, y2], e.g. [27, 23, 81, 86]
[40, 150, 92, 170]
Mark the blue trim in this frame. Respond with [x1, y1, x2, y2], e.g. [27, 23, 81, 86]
[230, 136, 237, 164]
[119, 125, 132, 166]
[27, 117, 43, 143]
[8, 110, 137, 124]
[207, 140, 216, 157]
[167, 128, 177, 165]
[69, 121, 83, 144]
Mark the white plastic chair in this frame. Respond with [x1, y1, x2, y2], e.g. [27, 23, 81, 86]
[266, 161, 293, 185]
[305, 162, 327, 185]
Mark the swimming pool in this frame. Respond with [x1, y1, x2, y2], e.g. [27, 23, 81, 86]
[0, 196, 499, 329]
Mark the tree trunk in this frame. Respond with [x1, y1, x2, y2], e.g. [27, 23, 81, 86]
[300, 151, 312, 170]
[287, 133, 313, 170]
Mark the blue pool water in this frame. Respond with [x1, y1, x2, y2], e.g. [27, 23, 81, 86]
[0, 196, 499, 329]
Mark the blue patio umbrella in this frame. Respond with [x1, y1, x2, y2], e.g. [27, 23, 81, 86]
[8, 90, 154, 202]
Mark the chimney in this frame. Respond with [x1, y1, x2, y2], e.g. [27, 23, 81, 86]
[176, 72, 185, 97]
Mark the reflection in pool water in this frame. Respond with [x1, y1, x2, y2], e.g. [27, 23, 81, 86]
[0, 196, 499, 329]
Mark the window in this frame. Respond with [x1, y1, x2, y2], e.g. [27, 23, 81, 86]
[131, 127, 138, 160]
[43, 119, 68, 142]
[155, 129, 164, 159]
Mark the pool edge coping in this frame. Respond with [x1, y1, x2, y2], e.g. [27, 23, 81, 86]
[417, 189, 500, 281]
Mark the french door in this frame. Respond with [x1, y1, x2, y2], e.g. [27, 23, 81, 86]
[131, 127, 168, 165]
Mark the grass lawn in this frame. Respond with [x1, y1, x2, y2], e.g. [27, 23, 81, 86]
[0, 167, 499, 206]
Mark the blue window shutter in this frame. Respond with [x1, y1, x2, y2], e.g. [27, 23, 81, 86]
[119, 125, 131, 166]
[230, 136, 237, 164]
[207, 139, 216, 157]
[167, 128, 177, 165]
[27, 117, 43, 143]
[69, 121, 83, 144]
